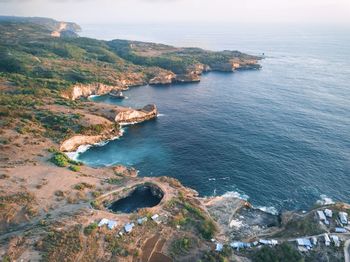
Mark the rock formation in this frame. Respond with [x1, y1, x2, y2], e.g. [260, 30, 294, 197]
[115, 104, 158, 124]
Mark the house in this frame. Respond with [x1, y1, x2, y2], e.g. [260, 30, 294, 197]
[331, 235, 340, 247]
[311, 237, 318, 246]
[296, 238, 312, 249]
[230, 242, 251, 250]
[259, 239, 277, 246]
[98, 218, 109, 227]
[335, 227, 347, 233]
[151, 214, 161, 224]
[317, 210, 327, 221]
[137, 217, 148, 225]
[108, 220, 117, 230]
[124, 223, 135, 233]
[324, 234, 331, 246]
[324, 209, 333, 218]
[215, 243, 223, 252]
[271, 240, 278, 246]
[339, 212, 348, 225]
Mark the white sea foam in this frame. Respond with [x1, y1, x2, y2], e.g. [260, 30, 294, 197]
[256, 206, 279, 215]
[221, 191, 249, 201]
[316, 194, 335, 206]
[66, 144, 92, 161]
[66, 128, 125, 161]
[220, 191, 279, 215]
[88, 95, 100, 99]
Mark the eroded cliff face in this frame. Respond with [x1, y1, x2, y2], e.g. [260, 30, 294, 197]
[149, 72, 176, 85]
[61, 83, 126, 101]
[115, 104, 158, 124]
[60, 134, 109, 152]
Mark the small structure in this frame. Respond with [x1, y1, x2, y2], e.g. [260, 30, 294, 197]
[331, 235, 340, 247]
[259, 239, 278, 246]
[230, 242, 251, 250]
[311, 237, 318, 246]
[317, 210, 327, 221]
[317, 210, 329, 225]
[324, 234, 331, 246]
[124, 222, 135, 233]
[296, 238, 312, 250]
[335, 227, 347, 233]
[271, 240, 278, 246]
[215, 243, 223, 252]
[339, 212, 348, 225]
[98, 218, 109, 227]
[108, 220, 118, 230]
[151, 214, 161, 224]
[137, 217, 148, 225]
[324, 209, 333, 218]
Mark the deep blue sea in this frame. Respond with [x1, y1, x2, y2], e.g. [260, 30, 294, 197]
[77, 23, 350, 212]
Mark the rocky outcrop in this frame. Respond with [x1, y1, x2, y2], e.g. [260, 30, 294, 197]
[175, 73, 201, 83]
[113, 165, 138, 177]
[149, 72, 176, 85]
[61, 83, 127, 101]
[60, 130, 121, 152]
[115, 104, 158, 124]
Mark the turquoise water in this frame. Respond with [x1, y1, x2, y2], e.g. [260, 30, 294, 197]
[78, 24, 350, 211]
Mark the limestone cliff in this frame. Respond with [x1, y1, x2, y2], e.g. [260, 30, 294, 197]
[115, 104, 158, 124]
[149, 72, 176, 85]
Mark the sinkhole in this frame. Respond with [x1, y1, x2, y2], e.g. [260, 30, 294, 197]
[108, 184, 164, 213]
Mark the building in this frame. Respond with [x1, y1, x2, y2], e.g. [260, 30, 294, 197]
[296, 238, 312, 249]
[317, 210, 327, 221]
[324, 209, 333, 218]
[98, 218, 109, 227]
[339, 212, 348, 225]
[124, 222, 135, 233]
[151, 214, 161, 224]
[215, 243, 223, 252]
[107, 220, 117, 230]
[230, 242, 251, 250]
[324, 234, 331, 246]
[311, 237, 318, 246]
[137, 217, 148, 225]
[259, 239, 278, 246]
[335, 227, 347, 233]
[331, 235, 340, 247]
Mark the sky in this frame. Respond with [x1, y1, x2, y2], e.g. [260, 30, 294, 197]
[0, 0, 349, 25]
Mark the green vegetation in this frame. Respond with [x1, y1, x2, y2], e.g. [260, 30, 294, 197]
[73, 182, 94, 190]
[50, 152, 81, 167]
[201, 245, 232, 262]
[252, 242, 303, 262]
[274, 214, 324, 238]
[170, 237, 196, 257]
[166, 196, 217, 240]
[83, 222, 98, 235]
[69, 165, 81, 172]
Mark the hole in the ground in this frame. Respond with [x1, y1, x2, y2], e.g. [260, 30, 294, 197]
[108, 184, 164, 213]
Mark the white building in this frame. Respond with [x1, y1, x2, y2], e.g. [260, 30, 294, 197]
[324, 234, 331, 246]
[339, 212, 348, 225]
[324, 209, 333, 218]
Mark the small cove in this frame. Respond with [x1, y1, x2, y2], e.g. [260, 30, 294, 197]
[77, 24, 350, 212]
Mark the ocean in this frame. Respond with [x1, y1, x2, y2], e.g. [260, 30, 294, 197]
[76, 23, 350, 212]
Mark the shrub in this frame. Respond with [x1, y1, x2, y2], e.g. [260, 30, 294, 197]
[69, 165, 81, 172]
[83, 222, 98, 235]
[252, 242, 302, 262]
[199, 219, 216, 240]
[50, 152, 69, 167]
